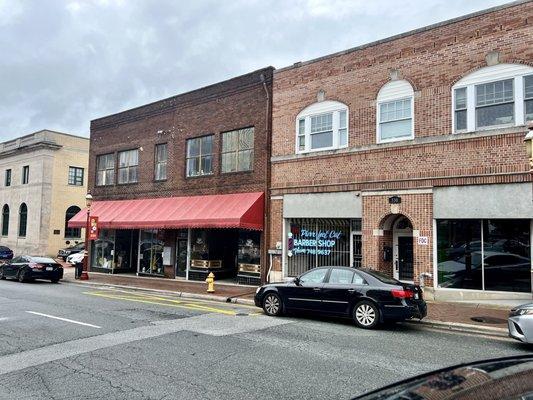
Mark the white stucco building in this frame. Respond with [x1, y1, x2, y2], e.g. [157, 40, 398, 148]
[0, 130, 89, 257]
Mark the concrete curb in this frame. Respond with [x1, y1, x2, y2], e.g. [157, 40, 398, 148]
[405, 318, 509, 338]
[62, 278, 256, 305]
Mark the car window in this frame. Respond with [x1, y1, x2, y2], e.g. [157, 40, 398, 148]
[74, 243, 85, 250]
[359, 268, 399, 285]
[352, 272, 366, 285]
[0, 246, 9, 251]
[328, 268, 355, 285]
[299, 268, 327, 285]
[11, 256, 21, 263]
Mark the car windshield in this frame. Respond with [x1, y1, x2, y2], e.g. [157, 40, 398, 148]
[359, 268, 400, 285]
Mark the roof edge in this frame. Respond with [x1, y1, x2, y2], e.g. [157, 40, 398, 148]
[275, 0, 530, 74]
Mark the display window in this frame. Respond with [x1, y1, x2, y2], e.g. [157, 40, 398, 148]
[286, 218, 353, 277]
[91, 229, 115, 270]
[139, 229, 164, 275]
[437, 219, 531, 293]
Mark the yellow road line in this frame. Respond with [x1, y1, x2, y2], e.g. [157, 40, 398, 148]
[84, 291, 238, 315]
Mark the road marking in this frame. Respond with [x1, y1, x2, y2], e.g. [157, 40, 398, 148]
[83, 290, 262, 316]
[26, 311, 101, 329]
[0, 313, 292, 376]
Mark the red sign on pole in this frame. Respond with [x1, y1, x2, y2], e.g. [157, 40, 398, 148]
[88, 216, 99, 240]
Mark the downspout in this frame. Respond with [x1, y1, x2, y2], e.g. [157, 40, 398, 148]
[260, 72, 272, 284]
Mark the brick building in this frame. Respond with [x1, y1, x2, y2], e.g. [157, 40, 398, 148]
[70, 68, 273, 285]
[268, 1, 533, 299]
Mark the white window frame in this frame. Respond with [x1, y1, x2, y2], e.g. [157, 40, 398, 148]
[376, 80, 415, 144]
[295, 101, 348, 154]
[452, 64, 533, 134]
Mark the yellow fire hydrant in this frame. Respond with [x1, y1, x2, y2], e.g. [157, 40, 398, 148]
[206, 272, 215, 293]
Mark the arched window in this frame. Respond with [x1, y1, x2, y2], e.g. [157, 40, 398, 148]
[296, 100, 348, 153]
[376, 80, 414, 143]
[452, 63, 533, 133]
[65, 206, 81, 238]
[1, 205, 9, 237]
[18, 203, 27, 238]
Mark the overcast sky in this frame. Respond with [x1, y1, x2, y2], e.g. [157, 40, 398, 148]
[0, 0, 513, 141]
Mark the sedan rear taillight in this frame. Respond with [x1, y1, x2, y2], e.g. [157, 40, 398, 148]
[391, 289, 414, 299]
[29, 262, 44, 270]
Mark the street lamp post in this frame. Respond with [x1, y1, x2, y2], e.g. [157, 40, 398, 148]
[80, 193, 93, 281]
[525, 122, 533, 202]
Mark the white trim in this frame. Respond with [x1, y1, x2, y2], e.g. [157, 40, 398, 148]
[432, 219, 438, 290]
[376, 81, 415, 144]
[452, 64, 533, 133]
[270, 195, 283, 200]
[392, 217, 413, 281]
[282, 218, 287, 278]
[295, 101, 349, 154]
[186, 228, 191, 281]
[362, 188, 433, 196]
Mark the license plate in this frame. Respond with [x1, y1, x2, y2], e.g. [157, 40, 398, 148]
[46, 267, 53, 271]
[414, 293, 419, 299]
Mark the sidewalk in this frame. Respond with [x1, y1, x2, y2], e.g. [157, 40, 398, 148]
[61, 266, 524, 338]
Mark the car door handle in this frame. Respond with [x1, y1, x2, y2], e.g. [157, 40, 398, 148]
[313, 287, 321, 292]
[347, 289, 356, 293]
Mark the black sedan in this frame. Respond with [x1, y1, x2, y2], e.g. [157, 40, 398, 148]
[254, 266, 427, 329]
[57, 242, 84, 261]
[0, 256, 63, 283]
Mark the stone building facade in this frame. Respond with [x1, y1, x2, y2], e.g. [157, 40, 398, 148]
[0, 130, 89, 257]
[269, 1, 533, 299]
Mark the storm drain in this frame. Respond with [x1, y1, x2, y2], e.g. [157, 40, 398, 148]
[470, 316, 507, 325]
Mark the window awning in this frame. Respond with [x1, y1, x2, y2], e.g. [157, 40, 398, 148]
[68, 192, 264, 231]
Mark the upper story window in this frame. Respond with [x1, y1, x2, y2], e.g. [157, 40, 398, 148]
[221, 127, 254, 173]
[96, 153, 115, 186]
[118, 149, 139, 184]
[4, 169, 11, 187]
[452, 63, 533, 133]
[186, 135, 213, 177]
[376, 80, 414, 143]
[296, 101, 348, 153]
[22, 166, 29, 184]
[68, 166, 84, 186]
[154, 143, 168, 181]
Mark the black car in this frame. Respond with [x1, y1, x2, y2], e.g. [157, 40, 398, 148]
[254, 266, 427, 329]
[353, 355, 533, 399]
[0, 245, 13, 260]
[57, 242, 84, 261]
[0, 256, 64, 283]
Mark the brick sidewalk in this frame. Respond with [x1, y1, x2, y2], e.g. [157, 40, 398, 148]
[425, 301, 510, 328]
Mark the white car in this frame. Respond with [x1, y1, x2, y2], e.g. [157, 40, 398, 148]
[508, 303, 533, 344]
[66, 252, 84, 264]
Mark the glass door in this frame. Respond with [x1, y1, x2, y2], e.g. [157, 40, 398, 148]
[176, 238, 188, 278]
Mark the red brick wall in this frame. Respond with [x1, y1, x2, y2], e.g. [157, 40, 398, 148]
[88, 68, 273, 200]
[268, 2, 533, 282]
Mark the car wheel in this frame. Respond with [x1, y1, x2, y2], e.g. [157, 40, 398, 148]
[262, 292, 283, 316]
[353, 301, 380, 329]
[0, 269, 5, 280]
[18, 269, 28, 283]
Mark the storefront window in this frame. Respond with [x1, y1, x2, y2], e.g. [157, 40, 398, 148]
[139, 229, 164, 275]
[483, 219, 531, 292]
[437, 219, 531, 293]
[238, 231, 261, 275]
[92, 229, 115, 270]
[287, 218, 352, 277]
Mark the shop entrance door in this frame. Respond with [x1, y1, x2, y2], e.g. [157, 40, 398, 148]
[176, 238, 188, 278]
[397, 236, 414, 281]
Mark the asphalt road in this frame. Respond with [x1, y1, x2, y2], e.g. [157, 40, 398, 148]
[0, 278, 530, 400]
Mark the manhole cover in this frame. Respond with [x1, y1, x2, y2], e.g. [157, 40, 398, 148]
[470, 316, 507, 324]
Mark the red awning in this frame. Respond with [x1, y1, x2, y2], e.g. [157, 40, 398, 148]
[68, 192, 264, 231]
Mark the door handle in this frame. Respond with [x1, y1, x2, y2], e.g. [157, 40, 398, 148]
[313, 287, 321, 292]
[347, 289, 356, 293]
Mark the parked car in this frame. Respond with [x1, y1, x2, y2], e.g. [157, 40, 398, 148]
[57, 242, 84, 261]
[66, 252, 84, 264]
[508, 303, 533, 344]
[0, 256, 63, 283]
[254, 266, 427, 329]
[0, 246, 13, 260]
[352, 355, 533, 400]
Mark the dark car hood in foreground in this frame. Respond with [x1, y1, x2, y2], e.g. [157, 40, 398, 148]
[353, 355, 533, 400]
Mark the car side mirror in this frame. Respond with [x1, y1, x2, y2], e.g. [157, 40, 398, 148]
[293, 277, 300, 286]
